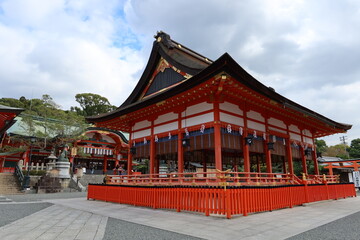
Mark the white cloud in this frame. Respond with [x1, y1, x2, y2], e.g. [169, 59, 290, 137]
[1, 0, 360, 146]
[0, 0, 143, 109]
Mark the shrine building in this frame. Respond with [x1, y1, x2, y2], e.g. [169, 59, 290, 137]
[87, 31, 351, 177]
[72, 127, 129, 174]
[0, 105, 23, 172]
[86, 32, 355, 218]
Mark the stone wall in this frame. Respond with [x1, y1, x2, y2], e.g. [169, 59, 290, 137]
[78, 174, 105, 188]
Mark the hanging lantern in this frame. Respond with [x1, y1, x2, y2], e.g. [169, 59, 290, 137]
[245, 136, 253, 146]
[267, 142, 275, 151]
[182, 138, 190, 147]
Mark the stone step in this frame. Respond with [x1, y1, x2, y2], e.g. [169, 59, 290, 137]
[0, 174, 22, 194]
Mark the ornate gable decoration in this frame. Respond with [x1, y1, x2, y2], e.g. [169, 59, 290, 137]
[140, 58, 192, 99]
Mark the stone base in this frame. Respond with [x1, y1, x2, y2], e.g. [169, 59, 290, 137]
[59, 178, 71, 189]
[55, 162, 71, 179]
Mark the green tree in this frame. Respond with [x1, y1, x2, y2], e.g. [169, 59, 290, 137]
[348, 138, 360, 158]
[323, 144, 348, 159]
[71, 93, 117, 117]
[1, 95, 88, 148]
[315, 139, 328, 153]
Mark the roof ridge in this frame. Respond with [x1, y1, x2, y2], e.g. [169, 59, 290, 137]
[154, 31, 213, 64]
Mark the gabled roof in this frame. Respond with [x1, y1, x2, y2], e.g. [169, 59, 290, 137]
[86, 32, 352, 136]
[120, 31, 212, 108]
[86, 127, 128, 144]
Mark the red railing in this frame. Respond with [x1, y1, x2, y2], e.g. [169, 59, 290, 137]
[88, 183, 356, 219]
[305, 174, 339, 184]
[104, 171, 319, 187]
[0, 167, 15, 173]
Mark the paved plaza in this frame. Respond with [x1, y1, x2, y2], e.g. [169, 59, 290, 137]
[1, 192, 360, 240]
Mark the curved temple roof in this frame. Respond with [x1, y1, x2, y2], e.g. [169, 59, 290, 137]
[86, 31, 351, 137]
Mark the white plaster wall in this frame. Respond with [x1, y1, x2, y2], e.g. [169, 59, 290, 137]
[268, 126, 287, 134]
[154, 112, 178, 125]
[302, 129, 312, 137]
[220, 101, 243, 115]
[182, 102, 213, 117]
[133, 120, 151, 131]
[182, 112, 214, 127]
[289, 124, 300, 133]
[268, 117, 286, 129]
[220, 112, 244, 126]
[247, 120, 266, 132]
[303, 137, 313, 144]
[133, 128, 151, 139]
[154, 121, 178, 134]
[289, 132, 302, 141]
[247, 110, 265, 122]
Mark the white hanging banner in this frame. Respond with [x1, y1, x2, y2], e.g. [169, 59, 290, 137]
[239, 127, 243, 136]
[227, 124, 232, 133]
[200, 124, 205, 133]
[185, 128, 189, 136]
[353, 171, 360, 187]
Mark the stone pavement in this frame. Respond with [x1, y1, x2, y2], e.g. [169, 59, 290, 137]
[1, 193, 360, 240]
[0, 204, 107, 240]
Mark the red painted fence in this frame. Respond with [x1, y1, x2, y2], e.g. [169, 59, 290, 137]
[88, 183, 356, 219]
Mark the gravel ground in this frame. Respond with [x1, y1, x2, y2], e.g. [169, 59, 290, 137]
[3, 191, 87, 202]
[103, 217, 204, 240]
[287, 211, 360, 240]
[0, 202, 53, 227]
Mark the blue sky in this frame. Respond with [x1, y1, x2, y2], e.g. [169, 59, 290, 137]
[0, 0, 359, 146]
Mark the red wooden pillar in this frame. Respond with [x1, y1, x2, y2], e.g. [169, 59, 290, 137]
[312, 147, 319, 175]
[150, 120, 155, 175]
[264, 141, 272, 173]
[177, 112, 184, 173]
[213, 102, 222, 171]
[177, 133, 184, 173]
[103, 155, 108, 174]
[328, 164, 334, 175]
[286, 139, 294, 174]
[300, 146, 308, 175]
[243, 137, 250, 173]
[127, 151, 132, 175]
